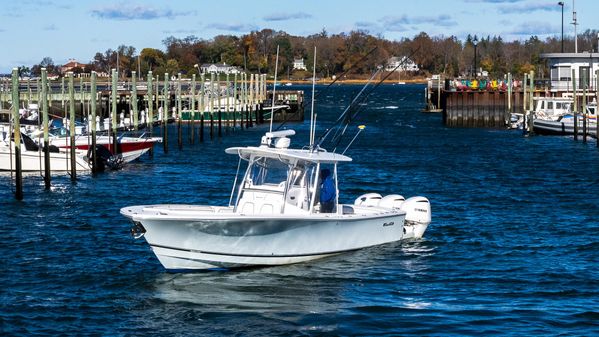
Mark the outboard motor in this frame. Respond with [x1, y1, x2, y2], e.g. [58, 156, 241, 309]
[87, 144, 124, 172]
[377, 194, 405, 209]
[399, 196, 431, 239]
[354, 193, 382, 207]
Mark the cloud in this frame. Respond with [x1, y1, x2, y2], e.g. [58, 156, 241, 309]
[463, 0, 524, 3]
[163, 29, 198, 35]
[508, 22, 558, 35]
[263, 12, 312, 21]
[91, 4, 191, 20]
[43, 24, 57, 31]
[207, 23, 259, 32]
[382, 14, 457, 31]
[498, 2, 563, 14]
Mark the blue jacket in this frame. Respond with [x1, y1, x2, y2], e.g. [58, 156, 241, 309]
[320, 176, 335, 203]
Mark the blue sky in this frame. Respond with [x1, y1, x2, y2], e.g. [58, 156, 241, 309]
[0, 0, 596, 72]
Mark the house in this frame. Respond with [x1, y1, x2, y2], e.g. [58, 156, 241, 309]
[385, 56, 419, 72]
[60, 59, 89, 74]
[293, 58, 307, 71]
[200, 63, 242, 75]
[540, 52, 599, 92]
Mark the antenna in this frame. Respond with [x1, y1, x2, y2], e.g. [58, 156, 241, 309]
[309, 46, 317, 148]
[269, 45, 280, 133]
[572, 0, 578, 53]
[341, 125, 365, 155]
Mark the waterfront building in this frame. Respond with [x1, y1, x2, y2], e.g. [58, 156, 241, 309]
[293, 58, 307, 71]
[540, 53, 599, 92]
[385, 56, 419, 72]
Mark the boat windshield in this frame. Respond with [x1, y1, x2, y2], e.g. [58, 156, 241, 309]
[249, 157, 289, 186]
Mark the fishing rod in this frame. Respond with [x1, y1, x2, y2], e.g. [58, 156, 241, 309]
[317, 47, 421, 151]
[274, 46, 379, 132]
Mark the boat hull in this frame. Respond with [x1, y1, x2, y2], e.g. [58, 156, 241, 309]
[0, 146, 90, 172]
[122, 205, 406, 270]
[48, 136, 160, 163]
[534, 118, 597, 136]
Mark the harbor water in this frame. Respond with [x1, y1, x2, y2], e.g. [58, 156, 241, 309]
[2, 84, 598, 336]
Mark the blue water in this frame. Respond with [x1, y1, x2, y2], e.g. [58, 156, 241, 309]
[2, 84, 599, 336]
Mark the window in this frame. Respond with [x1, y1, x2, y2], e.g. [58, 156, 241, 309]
[558, 66, 571, 81]
[249, 157, 289, 186]
[579, 66, 590, 89]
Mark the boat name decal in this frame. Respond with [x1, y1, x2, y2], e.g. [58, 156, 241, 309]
[383, 221, 395, 227]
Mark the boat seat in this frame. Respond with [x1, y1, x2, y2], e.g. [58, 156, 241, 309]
[286, 187, 306, 207]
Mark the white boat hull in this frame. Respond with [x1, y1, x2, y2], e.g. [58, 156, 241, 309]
[0, 146, 90, 172]
[122, 205, 406, 270]
[534, 118, 597, 136]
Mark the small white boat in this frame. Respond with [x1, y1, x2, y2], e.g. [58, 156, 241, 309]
[121, 130, 431, 271]
[0, 133, 91, 172]
[533, 100, 597, 136]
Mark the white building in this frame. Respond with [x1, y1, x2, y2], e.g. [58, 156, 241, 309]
[540, 53, 599, 92]
[293, 58, 307, 71]
[200, 63, 242, 75]
[386, 56, 419, 72]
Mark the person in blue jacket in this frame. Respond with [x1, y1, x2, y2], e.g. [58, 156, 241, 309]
[320, 169, 336, 213]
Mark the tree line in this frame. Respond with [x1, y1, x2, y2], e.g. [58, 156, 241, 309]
[23, 28, 599, 80]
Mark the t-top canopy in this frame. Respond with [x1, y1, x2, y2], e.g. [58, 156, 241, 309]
[225, 146, 352, 164]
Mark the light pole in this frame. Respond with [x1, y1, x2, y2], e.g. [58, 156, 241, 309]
[558, 2, 564, 52]
[473, 36, 478, 78]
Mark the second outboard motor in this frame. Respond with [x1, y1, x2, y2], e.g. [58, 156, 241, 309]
[378, 194, 405, 209]
[354, 193, 382, 207]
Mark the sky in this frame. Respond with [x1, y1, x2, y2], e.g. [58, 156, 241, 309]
[0, 0, 596, 73]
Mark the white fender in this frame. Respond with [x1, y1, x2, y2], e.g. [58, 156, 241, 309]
[354, 193, 382, 207]
[377, 194, 405, 209]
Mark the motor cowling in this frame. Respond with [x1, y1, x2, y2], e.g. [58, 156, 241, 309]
[377, 194, 405, 209]
[399, 196, 431, 225]
[354, 193, 382, 207]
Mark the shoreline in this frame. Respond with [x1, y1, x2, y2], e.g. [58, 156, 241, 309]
[269, 78, 428, 85]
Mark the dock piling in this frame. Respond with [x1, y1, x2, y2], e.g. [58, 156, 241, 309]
[68, 72, 76, 181]
[91, 72, 98, 173]
[41, 68, 51, 187]
[12, 68, 23, 200]
[163, 73, 169, 153]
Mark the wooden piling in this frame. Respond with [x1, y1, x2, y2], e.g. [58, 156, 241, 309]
[583, 73, 587, 143]
[572, 69, 578, 140]
[234, 73, 240, 130]
[507, 73, 512, 114]
[163, 73, 169, 153]
[90, 72, 98, 173]
[147, 71, 154, 157]
[41, 68, 51, 187]
[12, 69, 23, 200]
[200, 73, 205, 142]
[68, 72, 76, 180]
[132, 71, 138, 130]
[210, 73, 215, 140]
[190, 74, 195, 144]
[528, 70, 534, 135]
[177, 73, 182, 149]
[111, 69, 118, 154]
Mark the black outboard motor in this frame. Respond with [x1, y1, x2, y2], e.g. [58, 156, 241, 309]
[87, 144, 124, 172]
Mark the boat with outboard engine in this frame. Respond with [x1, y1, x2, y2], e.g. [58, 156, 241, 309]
[121, 130, 431, 270]
[0, 132, 91, 172]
